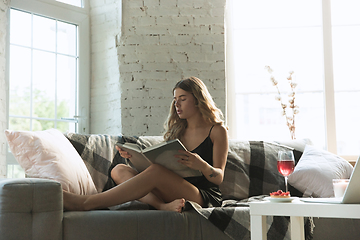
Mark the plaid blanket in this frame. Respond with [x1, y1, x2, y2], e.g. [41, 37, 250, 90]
[185, 197, 313, 240]
[64, 132, 126, 192]
[65, 133, 313, 240]
[220, 140, 304, 201]
[184, 140, 313, 240]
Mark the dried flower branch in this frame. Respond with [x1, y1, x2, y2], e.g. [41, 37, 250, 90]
[265, 66, 299, 140]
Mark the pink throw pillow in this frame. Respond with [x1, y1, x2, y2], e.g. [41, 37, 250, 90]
[5, 128, 97, 195]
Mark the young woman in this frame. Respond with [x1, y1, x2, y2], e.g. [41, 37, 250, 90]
[63, 77, 228, 212]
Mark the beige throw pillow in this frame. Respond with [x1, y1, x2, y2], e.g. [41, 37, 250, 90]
[5, 128, 97, 195]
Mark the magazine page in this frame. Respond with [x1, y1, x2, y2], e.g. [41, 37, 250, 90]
[153, 149, 202, 177]
[142, 139, 178, 152]
[143, 140, 202, 178]
[116, 143, 151, 172]
[116, 142, 142, 152]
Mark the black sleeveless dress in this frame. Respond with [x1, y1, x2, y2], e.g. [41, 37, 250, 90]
[184, 126, 222, 207]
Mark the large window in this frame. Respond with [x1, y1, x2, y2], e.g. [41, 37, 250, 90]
[9, 9, 78, 133]
[6, 0, 90, 177]
[227, 0, 360, 159]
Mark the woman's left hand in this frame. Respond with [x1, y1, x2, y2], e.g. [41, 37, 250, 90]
[175, 150, 207, 172]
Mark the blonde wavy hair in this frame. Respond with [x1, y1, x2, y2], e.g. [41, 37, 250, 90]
[163, 77, 225, 141]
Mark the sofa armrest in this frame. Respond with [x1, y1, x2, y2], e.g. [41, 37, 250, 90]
[0, 178, 63, 240]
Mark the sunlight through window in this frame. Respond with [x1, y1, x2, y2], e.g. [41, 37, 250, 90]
[229, 0, 360, 157]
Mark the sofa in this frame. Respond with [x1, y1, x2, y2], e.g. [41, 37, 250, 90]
[1, 130, 360, 240]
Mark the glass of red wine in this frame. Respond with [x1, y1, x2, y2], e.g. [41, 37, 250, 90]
[277, 150, 295, 192]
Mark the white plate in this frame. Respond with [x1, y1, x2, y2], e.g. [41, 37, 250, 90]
[264, 197, 298, 203]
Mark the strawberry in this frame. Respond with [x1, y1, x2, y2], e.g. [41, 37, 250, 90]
[270, 190, 290, 197]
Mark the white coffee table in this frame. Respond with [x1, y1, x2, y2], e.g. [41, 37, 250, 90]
[250, 199, 360, 240]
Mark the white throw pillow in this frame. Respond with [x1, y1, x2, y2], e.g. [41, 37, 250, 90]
[288, 145, 353, 197]
[5, 128, 98, 195]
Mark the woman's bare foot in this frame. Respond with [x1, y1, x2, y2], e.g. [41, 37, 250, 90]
[63, 190, 89, 211]
[159, 198, 186, 213]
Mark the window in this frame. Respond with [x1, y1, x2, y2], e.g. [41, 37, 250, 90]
[9, 9, 78, 133]
[226, 0, 360, 159]
[6, 0, 90, 177]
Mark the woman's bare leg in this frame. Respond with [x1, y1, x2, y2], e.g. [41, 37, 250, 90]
[110, 164, 181, 211]
[63, 164, 203, 212]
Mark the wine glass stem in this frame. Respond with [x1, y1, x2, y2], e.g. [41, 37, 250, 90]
[285, 176, 288, 192]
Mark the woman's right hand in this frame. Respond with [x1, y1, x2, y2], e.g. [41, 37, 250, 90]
[115, 145, 132, 159]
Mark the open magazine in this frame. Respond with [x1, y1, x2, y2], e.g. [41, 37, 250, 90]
[116, 139, 202, 178]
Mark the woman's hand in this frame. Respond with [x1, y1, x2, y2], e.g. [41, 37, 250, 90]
[115, 145, 132, 159]
[175, 150, 207, 172]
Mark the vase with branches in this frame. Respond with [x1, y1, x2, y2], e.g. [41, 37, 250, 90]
[265, 66, 299, 140]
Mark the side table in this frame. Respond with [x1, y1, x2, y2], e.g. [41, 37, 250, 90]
[250, 199, 360, 240]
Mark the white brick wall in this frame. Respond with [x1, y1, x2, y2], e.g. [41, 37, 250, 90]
[89, 0, 122, 134]
[0, 0, 10, 177]
[108, 0, 226, 136]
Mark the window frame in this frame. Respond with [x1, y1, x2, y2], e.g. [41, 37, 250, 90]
[225, 0, 356, 161]
[5, 0, 90, 168]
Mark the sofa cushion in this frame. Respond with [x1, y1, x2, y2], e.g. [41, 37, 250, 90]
[62, 209, 229, 240]
[5, 129, 97, 195]
[274, 138, 313, 153]
[287, 144, 353, 197]
[137, 136, 164, 147]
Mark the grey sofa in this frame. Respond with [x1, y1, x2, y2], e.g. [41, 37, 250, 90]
[0, 134, 359, 240]
[0, 178, 228, 240]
